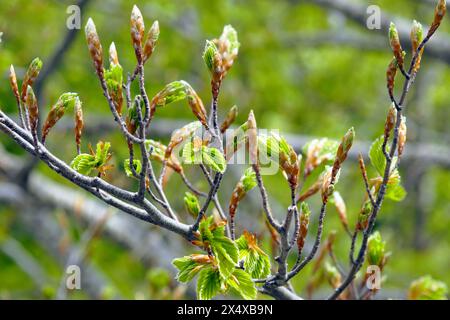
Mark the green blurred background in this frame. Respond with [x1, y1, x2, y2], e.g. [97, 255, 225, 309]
[0, 0, 448, 299]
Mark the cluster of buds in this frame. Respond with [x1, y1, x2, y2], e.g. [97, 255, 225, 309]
[220, 105, 238, 133]
[296, 202, 310, 255]
[275, 134, 300, 190]
[42, 93, 78, 143]
[184, 192, 201, 218]
[130, 6, 160, 64]
[85, 18, 104, 78]
[21, 58, 43, 103]
[410, 20, 424, 73]
[228, 168, 257, 238]
[151, 81, 208, 129]
[203, 25, 239, 96]
[428, 0, 447, 38]
[398, 116, 407, 158]
[389, 23, 405, 69]
[105, 42, 124, 116]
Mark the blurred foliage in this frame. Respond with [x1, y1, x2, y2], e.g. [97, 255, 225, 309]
[0, 0, 448, 299]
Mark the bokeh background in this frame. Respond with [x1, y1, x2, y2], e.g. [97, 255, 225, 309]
[0, 0, 448, 299]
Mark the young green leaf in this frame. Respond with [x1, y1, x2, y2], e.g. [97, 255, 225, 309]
[201, 146, 226, 173]
[123, 159, 142, 177]
[408, 275, 448, 300]
[184, 192, 200, 218]
[197, 267, 222, 300]
[369, 136, 387, 175]
[235, 231, 271, 279]
[70, 154, 97, 175]
[227, 268, 257, 300]
[172, 254, 211, 283]
[367, 231, 386, 266]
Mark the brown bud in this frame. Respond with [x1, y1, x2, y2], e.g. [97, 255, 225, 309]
[386, 57, 398, 102]
[398, 116, 407, 158]
[247, 110, 258, 165]
[220, 105, 238, 133]
[20, 58, 43, 103]
[428, 0, 447, 38]
[297, 203, 310, 254]
[384, 103, 397, 140]
[74, 97, 84, 153]
[389, 23, 404, 68]
[143, 20, 159, 63]
[410, 20, 424, 73]
[9, 65, 20, 105]
[109, 42, 119, 66]
[130, 5, 145, 63]
[25, 85, 38, 133]
[85, 18, 104, 78]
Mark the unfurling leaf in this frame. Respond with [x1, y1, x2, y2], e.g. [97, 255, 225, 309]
[410, 20, 424, 73]
[146, 139, 183, 173]
[408, 275, 448, 300]
[203, 40, 221, 75]
[123, 159, 142, 177]
[389, 22, 404, 68]
[198, 216, 239, 280]
[71, 141, 112, 176]
[70, 153, 97, 175]
[85, 18, 103, 77]
[21, 58, 42, 103]
[143, 20, 159, 63]
[369, 136, 387, 175]
[105, 44, 123, 115]
[367, 231, 387, 267]
[303, 138, 339, 175]
[42, 93, 78, 143]
[297, 202, 310, 254]
[227, 268, 257, 300]
[321, 165, 340, 203]
[184, 192, 200, 218]
[235, 230, 271, 279]
[335, 127, 354, 166]
[151, 81, 208, 128]
[126, 95, 143, 135]
[216, 25, 240, 75]
[172, 254, 213, 283]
